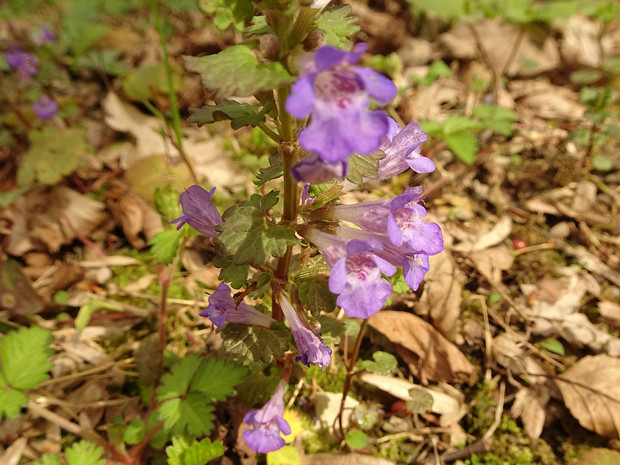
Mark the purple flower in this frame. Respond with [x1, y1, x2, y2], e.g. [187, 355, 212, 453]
[200, 283, 274, 328]
[291, 153, 347, 184]
[403, 253, 430, 291]
[5, 46, 38, 80]
[286, 44, 397, 163]
[36, 27, 57, 45]
[170, 185, 222, 237]
[328, 239, 396, 319]
[377, 119, 435, 179]
[33, 96, 58, 120]
[243, 379, 291, 453]
[387, 187, 443, 255]
[278, 294, 331, 368]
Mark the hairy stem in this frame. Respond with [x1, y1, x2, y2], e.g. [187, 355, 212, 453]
[335, 318, 369, 440]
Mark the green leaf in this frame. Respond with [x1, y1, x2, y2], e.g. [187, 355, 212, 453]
[215, 192, 299, 266]
[297, 275, 337, 316]
[185, 45, 294, 97]
[345, 151, 384, 184]
[406, 0, 467, 20]
[267, 445, 301, 465]
[122, 62, 182, 102]
[156, 391, 215, 436]
[188, 99, 270, 130]
[190, 358, 249, 402]
[254, 156, 283, 187]
[406, 387, 434, 414]
[345, 430, 368, 449]
[0, 385, 28, 418]
[591, 153, 614, 172]
[65, 441, 106, 465]
[32, 454, 63, 465]
[148, 229, 183, 264]
[198, 0, 253, 31]
[542, 338, 565, 356]
[411, 59, 453, 86]
[220, 324, 290, 364]
[237, 369, 282, 405]
[156, 355, 203, 401]
[186, 438, 227, 465]
[444, 132, 479, 164]
[390, 268, 409, 294]
[17, 127, 87, 186]
[473, 104, 518, 136]
[214, 256, 249, 289]
[123, 418, 146, 445]
[0, 327, 54, 389]
[359, 351, 397, 375]
[442, 115, 483, 135]
[153, 185, 183, 223]
[315, 5, 360, 48]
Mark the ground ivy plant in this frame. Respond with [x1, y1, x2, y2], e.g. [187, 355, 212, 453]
[158, 0, 445, 456]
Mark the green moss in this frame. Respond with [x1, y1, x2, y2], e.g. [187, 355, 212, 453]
[305, 363, 347, 393]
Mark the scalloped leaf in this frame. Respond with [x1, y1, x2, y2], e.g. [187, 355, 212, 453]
[0, 326, 54, 390]
[220, 324, 291, 364]
[190, 358, 248, 402]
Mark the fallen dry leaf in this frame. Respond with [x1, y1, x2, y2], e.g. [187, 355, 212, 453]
[369, 311, 476, 384]
[511, 384, 550, 439]
[302, 453, 395, 465]
[417, 250, 463, 337]
[360, 372, 467, 426]
[0, 258, 46, 315]
[492, 333, 548, 384]
[561, 14, 614, 67]
[556, 354, 620, 439]
[471, 244, 515, 284]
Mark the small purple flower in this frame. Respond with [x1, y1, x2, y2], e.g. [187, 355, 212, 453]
[36, 27, 57, 45]
[403, 253, 430, 291]
[33, 96, 58, 120]
[200, 283, 274, 328]
[5, 46, 38, 80]
[328, 239, 396, 319]
[387, 187, 444, 255]
[377, 119, 435, 179]
[243, 379, 291, 453]
[286, 44, 397, 163]
[170, 185, 222, 237]
[291, 153, 347, 184]
[279, 295, 331, 368]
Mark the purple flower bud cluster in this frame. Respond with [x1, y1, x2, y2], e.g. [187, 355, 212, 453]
[4, 29, 59, 120]
[243, 379, 291, 453]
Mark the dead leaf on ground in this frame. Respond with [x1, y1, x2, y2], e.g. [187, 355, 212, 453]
[369, 311, 477, 384]
[416, 250, 463, 338]
[510, 79, 585, 120]
[302, 453, 395, 465]
[5, 186, 108, 255]
[440, 19, 560, 76]
[0, 258, 46, 315]
[556, 354, 620, 439]
[492, 333, 548, 384]
[561, 14, 614, 67]
[576, 448, 620, 465]
[600, 301, 620, 331]
[511, 384, 551, 439]
[360, 372, 467, 427]
[471, 244, 515, 284]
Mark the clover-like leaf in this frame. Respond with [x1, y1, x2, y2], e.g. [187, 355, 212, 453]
[185, 45, 294, 97]
[359, 351, 397, 375]
[0, 326, 54, 390]
[254, 155, 283, 187]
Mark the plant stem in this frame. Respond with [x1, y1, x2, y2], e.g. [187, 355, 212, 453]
[335, 318, 369, 440]
[272, 86, 298, 322]
[149, 0, 198, 184]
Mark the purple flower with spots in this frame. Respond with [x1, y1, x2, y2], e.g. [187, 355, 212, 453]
[279, 294, 331, 368]
[286, 44, 397, 163]
[200, 283, 274, 328]
[243, 379, 291, 453]
[170, 185, 222, 237]
[328, 238, 396, 319]
[5, 46, 38, 80]
[387, 187, 443, 255]
[403, 253, 430, 291]
[33, 96, 58, 120]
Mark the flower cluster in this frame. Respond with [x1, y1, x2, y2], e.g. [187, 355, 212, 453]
[4, 27, 58, 120]
[201, 283, 274, 328]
